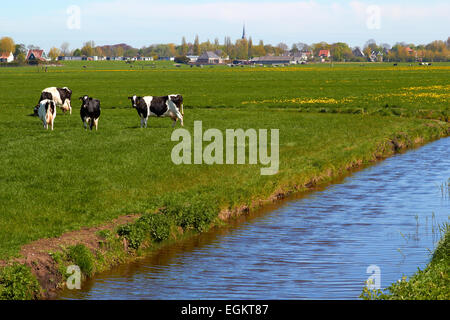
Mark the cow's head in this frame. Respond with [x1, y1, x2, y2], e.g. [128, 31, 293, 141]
[128, 96, 139, 108]
[169, 94, 184, 115]
[79, 95, 90, 108]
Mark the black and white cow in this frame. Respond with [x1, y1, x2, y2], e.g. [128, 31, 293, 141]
[35, 87, 73, 115]
[79, 95, 101, 131]
[128, 94, 184, 128]
[37, 99, 57, 131]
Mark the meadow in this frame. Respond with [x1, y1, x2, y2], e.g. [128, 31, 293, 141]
[0, 61, 449, 261]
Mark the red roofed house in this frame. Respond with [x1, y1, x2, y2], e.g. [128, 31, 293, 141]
[318, 50, 331, 58]
[405, 47, 415, 55]
[0, 52, 14, 63]
[26, 49, 48, 62]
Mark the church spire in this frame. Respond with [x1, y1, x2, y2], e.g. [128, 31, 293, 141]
[242, 23, 246, 40]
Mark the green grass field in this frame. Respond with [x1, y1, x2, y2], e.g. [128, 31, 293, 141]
[0, 61, 449, 260]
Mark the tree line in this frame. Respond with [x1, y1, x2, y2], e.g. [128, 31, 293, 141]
[1, 35, 449, 62]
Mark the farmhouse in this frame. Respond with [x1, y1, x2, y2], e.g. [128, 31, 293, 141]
[197, 51, 223, 65]
[251, 56, 294, 65]
[352, 47, 365, 58]
[160, 56, 175, 61]
[186, 55, 199, 63]
[0, 52, 14, 63]
[26, 49, 48, 62]
[318, 50, 331, 58]
[58, 56, 83, 61]
[291, 51, 312, 63]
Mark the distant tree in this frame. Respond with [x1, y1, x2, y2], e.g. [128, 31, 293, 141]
[94, 46, 104, 57]
[296, 42, 310, 52]
[72, 48, 82, 57]
[181, 37, 188, 56]
[248, 37, 253, 58]
[60, 42, 70, 56]
[81, 41, 95, 56]
[447, 37, 450, 48]
[236, 38, 249, 60]
[15, 53, 26, 64]
[277, 43, 288, 53]
[331, 42, 353, 61]
[193, 35, 200, 55]
[114, 46, 124, 57]
[214, 38, 220, 51]
[168, 43, 177, 57]
[252, 40, 266, 57]
[14, 44, 27, 57]
[0, 37, 15, 53]
[48, 47, 61, 60]
[290, 43, 299, 54]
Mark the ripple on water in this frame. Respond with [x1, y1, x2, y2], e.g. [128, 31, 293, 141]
[59, 137, 450, 300]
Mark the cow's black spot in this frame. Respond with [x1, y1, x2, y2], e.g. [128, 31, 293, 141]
[149, 96, 169, 117]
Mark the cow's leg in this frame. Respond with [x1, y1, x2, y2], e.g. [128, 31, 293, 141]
[175, 111, 184, 127]
[94, 118, 99, 131]
[145, 117, 148, 128]
[140, 117, 144, 128]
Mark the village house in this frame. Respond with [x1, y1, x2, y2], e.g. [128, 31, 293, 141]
[58, 56, 83, 61]
[0, 52, 14, 63]
[291, 51, 313, 63]
[197, 51, 223, 64]
[251, 56, 294, 65]
[186, 55, 199, 63]
[318, 50, 331, 58]
[352, 47, 365, 58]
[159, 56, 175, 61]
[26, 49, 48, 63]
[369, 51, 384, 62]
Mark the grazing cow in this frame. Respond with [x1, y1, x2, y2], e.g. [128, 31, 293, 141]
[36, 87, 73, 115]
[79, 95, 101, 131]
[37, 99, 57, 131]
[128, 94, 184, 128]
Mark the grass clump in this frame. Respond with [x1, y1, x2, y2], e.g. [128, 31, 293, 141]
[161, 197, 219, 233]
[0, 263, 41, 300]
[361, 223, 450, 300]
[66, 244, 95, 277]
[117, 196, 219, 251]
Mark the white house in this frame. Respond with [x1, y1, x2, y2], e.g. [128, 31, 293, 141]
[0, 52, 14, 63]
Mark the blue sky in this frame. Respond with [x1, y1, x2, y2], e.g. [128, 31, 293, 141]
[1, 0, 449, 51]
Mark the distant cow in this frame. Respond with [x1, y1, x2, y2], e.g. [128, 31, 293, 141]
[79, 95, 101, 131]
[128, 94, 184, 128]
[36, 87, 73, 115]
[37, 99, 57, 131]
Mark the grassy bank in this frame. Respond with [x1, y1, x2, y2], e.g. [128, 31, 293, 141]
[362, 223, 449, 300]
[0, 61, 449, 299]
